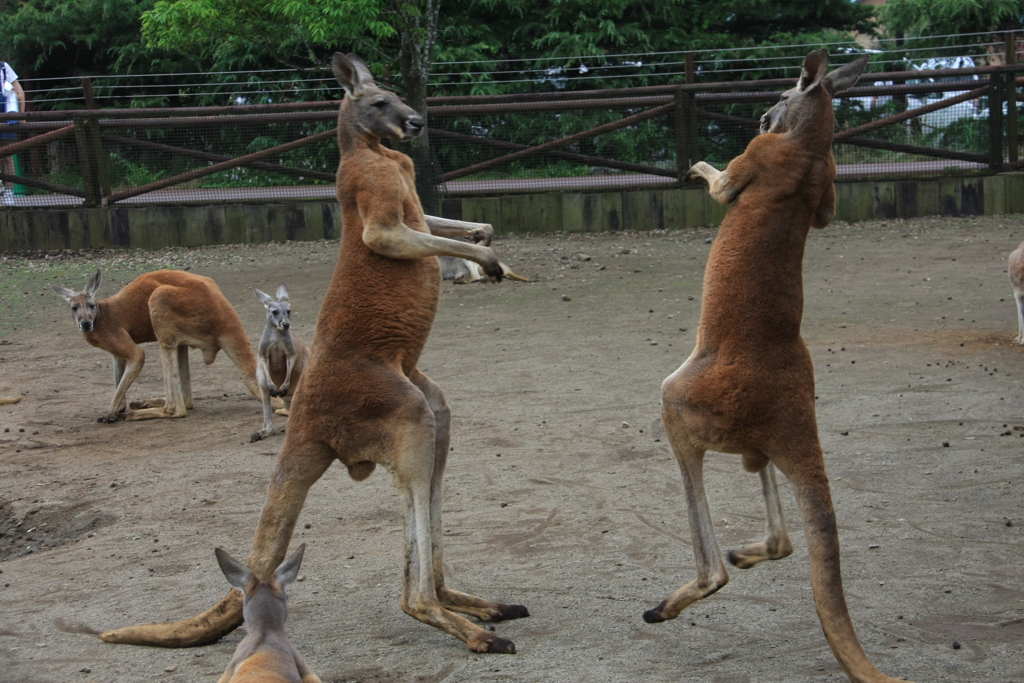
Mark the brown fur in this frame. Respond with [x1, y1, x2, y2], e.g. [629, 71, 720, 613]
[250, 285, 309, 442]
[1009, 241, 1024, 344]
[215, 545, 319, 683]
[643, 51, 909, 683]
[51, 269, 260, 423]
[100, 53, 526, 653]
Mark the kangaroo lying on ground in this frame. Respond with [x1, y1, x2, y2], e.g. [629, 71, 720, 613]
[645, 51, 910, 683]
[439, 255, 530, 283]
[101, 53, 527, 653]
[1009, 241, 1024, 344]
[215, 544, 320, 683]
[251, 284, 308, 443]
[51, 270, 261, 422]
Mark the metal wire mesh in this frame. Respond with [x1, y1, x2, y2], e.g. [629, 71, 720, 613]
[0, 33, 1021, 209]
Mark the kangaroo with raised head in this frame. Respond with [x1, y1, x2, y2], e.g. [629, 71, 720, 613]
[1009, 241, 1024, 344]
[644, 51, 910, 683]
[51, 270, 261, 423]
[215, 544, 320, 683]
[101, 53, 527, 654]
[251, 284, 308, 443]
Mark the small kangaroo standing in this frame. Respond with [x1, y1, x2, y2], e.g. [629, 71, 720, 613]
[215, 543, 320, 683]
[251, 284, 308, 443]
[51, 269, 261, 422]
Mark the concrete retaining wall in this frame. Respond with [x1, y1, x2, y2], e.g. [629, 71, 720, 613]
[3, 174, 1023, 252]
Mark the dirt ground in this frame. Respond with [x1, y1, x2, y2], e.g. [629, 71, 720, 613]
[1, 214, 1023, 683]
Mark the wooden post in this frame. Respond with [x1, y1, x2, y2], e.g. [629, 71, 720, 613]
[1006, 32, 1019, 165]
[81, 77, 111, 199]
[74, 117, 100, 207]
[674, 89, 688, 183]
[685, 54, 699, 163]
[989, 71, 1005, 171]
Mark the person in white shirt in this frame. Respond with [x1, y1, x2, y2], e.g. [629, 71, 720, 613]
[1, 61, 25, 204]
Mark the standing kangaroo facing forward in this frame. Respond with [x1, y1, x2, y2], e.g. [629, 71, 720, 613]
[645, 52, 910, 683]
[51, 270, 261, 423]
[251, 284, 308, 443]
[102, 53, 527, 654]
[215, 544, 319, 683]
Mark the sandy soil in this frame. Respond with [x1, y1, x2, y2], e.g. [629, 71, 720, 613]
[1, 215, 1023, 683]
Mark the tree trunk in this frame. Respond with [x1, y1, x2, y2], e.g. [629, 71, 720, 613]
[396, 0, 442, 215]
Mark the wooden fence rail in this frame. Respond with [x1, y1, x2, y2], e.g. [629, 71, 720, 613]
[0, 60, 1022, 207]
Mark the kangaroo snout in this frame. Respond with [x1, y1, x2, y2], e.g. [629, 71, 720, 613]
[79, 321, 93, 332]
[280, 321, 290, 331]
[406, 116, 425, 136]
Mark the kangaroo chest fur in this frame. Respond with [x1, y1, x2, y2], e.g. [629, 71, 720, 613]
[316, 143, 441, 374]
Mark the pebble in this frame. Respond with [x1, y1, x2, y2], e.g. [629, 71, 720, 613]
[561, 294, 571, 301]
[164, 665, 177, 672]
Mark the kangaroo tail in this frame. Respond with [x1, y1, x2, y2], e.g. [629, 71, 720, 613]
[789, 465, 910, 683]
[99, 590, 243, 647]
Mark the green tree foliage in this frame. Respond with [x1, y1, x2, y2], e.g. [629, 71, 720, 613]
[435, 0, 875, 89]
[142, 0, 447, 209]
[0, 0, 198, 80]
[880, 0, 1024, 42]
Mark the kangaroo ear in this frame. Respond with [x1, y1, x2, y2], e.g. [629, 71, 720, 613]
[50, 284, 75, 301]
[823, 55, 869, 96]
[85, 270, 102, 297]
[254, 288, 273, 307]
[276, 284, 289, 302]
[275, 543, 305, 587]
[215, 548, 251, 592]
[798, 49, 830, 92]
[332, 53, 374, 98]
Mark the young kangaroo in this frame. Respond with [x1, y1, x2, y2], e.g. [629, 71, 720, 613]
[1009, 241, 1024, 344]
[51, 270, 261, 423]
[251, 284, 308, 443]
[644, 52, 910, 683]
[102, 53, 526, 653]
[215, 544, 320, 683]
